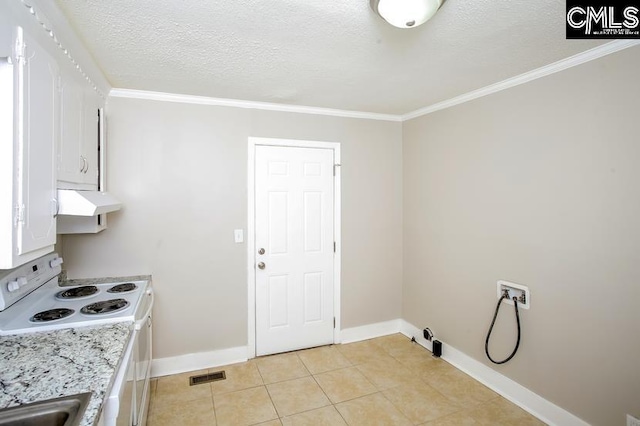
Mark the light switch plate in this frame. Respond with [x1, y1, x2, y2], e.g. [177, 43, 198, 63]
[234, 229, 243, 243]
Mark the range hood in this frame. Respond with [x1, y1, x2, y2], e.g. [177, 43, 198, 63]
[57, 190, 122, 216]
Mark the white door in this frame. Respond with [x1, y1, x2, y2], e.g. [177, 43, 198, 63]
[255, 145, 335, 356]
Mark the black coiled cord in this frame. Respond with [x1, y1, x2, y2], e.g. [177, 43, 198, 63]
[485, 293, 521, 364]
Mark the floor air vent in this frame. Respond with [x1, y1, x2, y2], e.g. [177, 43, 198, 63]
[189, 371, 226, 386]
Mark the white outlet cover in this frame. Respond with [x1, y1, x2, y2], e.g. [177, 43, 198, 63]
[234, 229, 244, 243]
[497, 280, 530, 310]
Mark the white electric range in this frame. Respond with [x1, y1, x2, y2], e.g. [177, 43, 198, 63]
[0, 253, 154, 426]
[0, 253, 149, 335]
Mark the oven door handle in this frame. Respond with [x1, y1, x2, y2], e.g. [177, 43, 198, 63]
[134, 289, 154, 331]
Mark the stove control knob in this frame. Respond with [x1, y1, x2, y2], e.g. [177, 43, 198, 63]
[50, 257, 64, 268]
[8, 277, 28, 292]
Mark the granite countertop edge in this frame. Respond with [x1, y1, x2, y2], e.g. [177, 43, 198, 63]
[59, 274, 152, 287]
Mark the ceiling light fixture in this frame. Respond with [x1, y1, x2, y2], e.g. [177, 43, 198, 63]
[370, 0, 445, 29]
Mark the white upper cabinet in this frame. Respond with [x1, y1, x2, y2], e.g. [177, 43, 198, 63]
[0, 24, 58, 269]
[82, 88, 100, 187]
[58, 74, 83, 183]
[2, 2, 113, 248]
[58, 71, 99, 189]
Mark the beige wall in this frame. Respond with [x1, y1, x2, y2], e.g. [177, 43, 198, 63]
[62, 98, 403, 358]
[403, 46, 640, 426]
[61, 43, 639, 426]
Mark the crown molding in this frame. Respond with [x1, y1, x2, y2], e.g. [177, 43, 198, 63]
[108, 88, 403, 122]
[110, 40, 639, 123]
[402, 40, 640, 121]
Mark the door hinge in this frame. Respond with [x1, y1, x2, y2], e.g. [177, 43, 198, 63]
[14, 204, 25, 227]
[333, 317, 336, 328]
[333, 241, 336, 253]
[13, 31, 25, 64]
[333, 163, 341, 176]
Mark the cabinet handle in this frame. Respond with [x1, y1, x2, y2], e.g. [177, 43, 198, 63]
[80, 156, 88, 173]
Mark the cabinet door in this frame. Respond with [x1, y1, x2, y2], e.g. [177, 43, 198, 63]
[16, 29, 57, 255]
[58, 76, 99, 189]
[0, 23, 16, 267]
[81, 88, 99, 186]
[58, 74, 84, 183]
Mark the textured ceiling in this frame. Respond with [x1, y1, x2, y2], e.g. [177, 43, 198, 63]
[55, 0, 603, 115]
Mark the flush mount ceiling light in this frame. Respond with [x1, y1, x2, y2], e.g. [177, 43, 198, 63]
[370, 0, 446, 29]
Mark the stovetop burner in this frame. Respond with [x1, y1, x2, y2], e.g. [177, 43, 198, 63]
[30, 308, 75, 323]
[81, 298, 129, 315]
[56, 286, 99, 300]
[107, 283, 137, 293]
[0, 265, 150, 335]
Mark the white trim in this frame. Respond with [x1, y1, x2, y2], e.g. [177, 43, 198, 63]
[402, 40, 640, 121]
[109, 88, 401, 122]
[247, 137, 342, 358]
[150, 346, 248, 378]
[151, 318, 589, 426]
[249, 137, 342, 151]
[400, 320, 590, 426]
[247, 141, 257, 358]
[107, 41, 640, 122]
[340, 319, 402, 344]
[333, 147, 342, 344]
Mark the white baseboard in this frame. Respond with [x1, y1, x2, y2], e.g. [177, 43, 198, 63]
[149, 319, 589, 426]
[151, 346, 248, 378]
[150, 318, 404, 378]
[339, 318, 402, 344]
[400, 320, 590, 426]
[399, 320, 433, 351]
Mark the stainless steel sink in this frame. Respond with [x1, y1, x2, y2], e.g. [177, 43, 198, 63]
[0, 392, 91, 426]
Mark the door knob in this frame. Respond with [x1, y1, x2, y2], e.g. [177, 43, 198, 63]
[258, 248, 265, 255]
[257, 262, 266, 270]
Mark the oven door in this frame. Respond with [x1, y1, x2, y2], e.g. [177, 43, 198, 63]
[116, 348, 135, 426]
[133, 288, 153, 426]
[100, 332, 136, 426]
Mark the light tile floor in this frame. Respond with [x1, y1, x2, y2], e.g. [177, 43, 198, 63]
[147, 334, 546, 425]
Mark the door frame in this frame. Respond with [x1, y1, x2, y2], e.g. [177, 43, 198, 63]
[247, 137, 341, 358]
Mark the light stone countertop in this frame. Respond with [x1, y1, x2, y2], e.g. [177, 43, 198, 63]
[60, 274, 152, 287]
[0, 322, 133, 426]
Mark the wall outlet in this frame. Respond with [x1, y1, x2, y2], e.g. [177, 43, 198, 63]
[628, 414, 640, 426]
[423, 328, 433, 341]
[497, 280, 530, 309]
